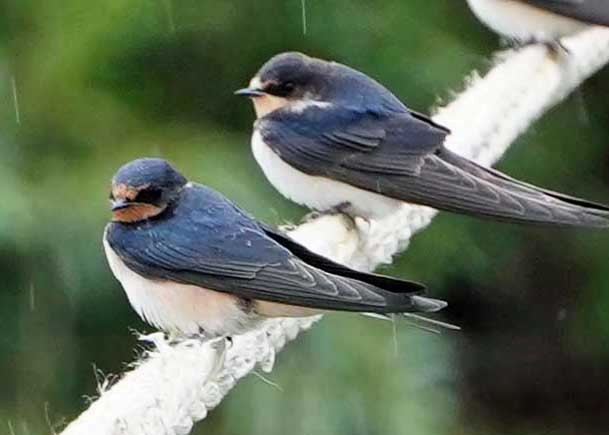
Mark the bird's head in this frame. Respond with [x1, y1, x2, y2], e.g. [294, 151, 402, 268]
[109, 158, 187, 223]
[235, 52, 336, 118]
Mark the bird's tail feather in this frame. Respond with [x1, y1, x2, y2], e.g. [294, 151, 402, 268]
[403, 312, 461, 331]
[411, 295, 447, 312]
[409, 149, 609, 228]
[361, 311, 461, 334]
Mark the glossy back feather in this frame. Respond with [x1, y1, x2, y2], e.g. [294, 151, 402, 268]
[258, 103, 609, 228]
[105, 183, 447, 314]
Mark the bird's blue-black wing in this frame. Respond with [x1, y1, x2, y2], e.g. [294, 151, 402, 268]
[258, 105, 449, 177]
[258, 104, 609, 227]
[106, 185, 438, 313]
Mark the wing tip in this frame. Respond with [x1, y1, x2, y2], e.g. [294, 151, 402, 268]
[411, 295, 448, 313]
[579, 211, 609, 229]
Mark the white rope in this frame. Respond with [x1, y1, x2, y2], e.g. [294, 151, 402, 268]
[60, 27, 609, 435]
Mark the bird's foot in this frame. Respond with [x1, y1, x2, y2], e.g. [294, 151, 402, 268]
[301, 210, 323, 223]
[507, 37, 569, 57]
[332, 201, 354, 215]
[512, 36, 536, 50]
[500, 36, 533, 51]
[172, 327, 213, 343]
[545, 39, 570, 58]
[164, 331, 194, 344]
[302, 202, 354, 223]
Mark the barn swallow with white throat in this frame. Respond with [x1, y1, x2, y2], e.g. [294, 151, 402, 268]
[103, 158, 449, 337]
[235, 52, 609, 228]
[466, 0, 609, 46]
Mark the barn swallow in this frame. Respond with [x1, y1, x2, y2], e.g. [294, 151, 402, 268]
[466, 0, 609, 45]
[103, 158, 449, 337]
[235, 52, 609, 227]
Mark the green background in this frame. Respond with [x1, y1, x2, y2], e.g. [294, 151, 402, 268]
[1, 1, 609, 434]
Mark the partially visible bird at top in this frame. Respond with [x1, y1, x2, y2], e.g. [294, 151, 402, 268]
[466, 0, 609, 50]
[236, 51, 609, 228]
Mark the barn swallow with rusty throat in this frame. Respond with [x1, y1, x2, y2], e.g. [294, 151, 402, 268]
[103, 158, 448, 337]
[466, 0, 609, 45]
[235, 52, 609, 227]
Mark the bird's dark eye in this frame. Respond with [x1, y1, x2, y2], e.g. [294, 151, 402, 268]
[282, 81, 295, 93]
[266, 81, 296, 97]
[135, 188, 163, 205]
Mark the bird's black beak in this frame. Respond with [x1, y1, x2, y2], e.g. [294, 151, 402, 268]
[111, 199, 131, 211]
[234, 87, 266, 97]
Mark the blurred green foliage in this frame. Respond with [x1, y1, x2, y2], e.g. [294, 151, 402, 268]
[1, 1, 608, 434]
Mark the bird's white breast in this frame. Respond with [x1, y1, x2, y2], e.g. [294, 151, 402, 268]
[251, 130, 403, 220]
[103, 236, 257, 337]
[467, 0, 587, 41]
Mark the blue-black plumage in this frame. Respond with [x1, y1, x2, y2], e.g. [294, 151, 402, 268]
[236, 52, 609, 228]
[104, 158, 447, 337]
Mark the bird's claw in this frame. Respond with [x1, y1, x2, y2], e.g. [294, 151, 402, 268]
[545, 39, 570, 57]
[302, 202, 354, 223]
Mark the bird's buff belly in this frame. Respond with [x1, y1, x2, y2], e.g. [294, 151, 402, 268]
[104, 237, 322, 336]
[103, 239, 260, 337]
[251, 131, 403, 220]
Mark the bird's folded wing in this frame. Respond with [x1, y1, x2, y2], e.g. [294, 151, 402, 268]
[258, 222, 424, 294]
[258, 106, 609, 226]
[258, 105, 449, 177]
[258, 106, 492, 205]
[106, 193, 429, 312]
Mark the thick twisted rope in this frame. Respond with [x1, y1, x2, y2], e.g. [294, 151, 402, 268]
[61, 27, 609, 435]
